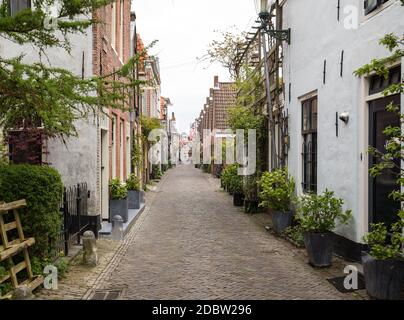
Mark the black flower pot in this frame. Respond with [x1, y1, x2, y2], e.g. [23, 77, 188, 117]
[127, 190, 140, 209]
[233, 193, 244, 206]
[109, 198, 128, 223]
[271, 210, 293, 234]
[362, 252, 404, 300]
[304, 232, 334, 267]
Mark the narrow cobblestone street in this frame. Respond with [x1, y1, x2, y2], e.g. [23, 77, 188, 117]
[90, 165, 356, 300]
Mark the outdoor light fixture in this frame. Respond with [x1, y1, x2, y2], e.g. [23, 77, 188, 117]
[255, 0, 291, 45]
[339, 111, 349, 124]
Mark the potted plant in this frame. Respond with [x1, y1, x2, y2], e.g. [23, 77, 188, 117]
[362, 212, 404, 300]
[244, 174, 260, 213]
[258, 168, 296, 234]
[126, 174, 141, 210]
[295, 189, 351, 267]
[109, 178, 128, 223]
[230, 167, 244, 207]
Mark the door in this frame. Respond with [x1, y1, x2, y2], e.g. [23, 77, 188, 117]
[368, 94, 400, 227]
[101, 129, 109, 221]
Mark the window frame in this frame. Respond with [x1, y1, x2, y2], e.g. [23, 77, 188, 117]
[301, 96, 318, 193]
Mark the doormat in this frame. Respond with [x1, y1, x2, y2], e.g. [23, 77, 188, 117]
[327, 276, 365, 293]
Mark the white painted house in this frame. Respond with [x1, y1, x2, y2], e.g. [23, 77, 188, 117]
[280, 0, 404, 260]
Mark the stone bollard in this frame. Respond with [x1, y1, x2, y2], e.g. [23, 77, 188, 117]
[111, 215, 124, 240]
[82, 230, 98, 267]
[14, 285, 33, 300]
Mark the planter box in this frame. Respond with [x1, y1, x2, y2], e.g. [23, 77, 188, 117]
[304, 232, 334, 267]
[271, 210, 293, 234]
[362, 252, 404, 300]
[233, 193, 244, 206]
[110, 198, 128, 223]
[128, 190, 141, 209]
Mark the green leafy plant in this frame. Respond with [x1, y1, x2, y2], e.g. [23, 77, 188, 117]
[363, 211, 404, 260]
[126, 174, 141, 191]
[295, 189, 352, 233]
[243, 174, 260, 202]
[132, 142, 142, 168]
[140, 116, 161, 143]
[109, 178, 127, 200]
[0, 164, 63, 259]
[283, 225, 305, 247]
[227, 164, 243, 194]
[258, 168, 295, 212]
[152, 165, 162, 179]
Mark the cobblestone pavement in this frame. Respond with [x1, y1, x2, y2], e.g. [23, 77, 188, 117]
[94, 165, 361, 300]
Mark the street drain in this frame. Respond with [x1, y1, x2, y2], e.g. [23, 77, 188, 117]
[90, 289, 123, 300]
[327, 276, 365, 293]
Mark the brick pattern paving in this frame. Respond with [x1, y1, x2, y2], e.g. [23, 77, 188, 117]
[97, 165, 360, 300]
[35, 165, 365, 300]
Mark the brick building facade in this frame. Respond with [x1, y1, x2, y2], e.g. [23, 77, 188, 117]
[196, 76, 236, 139]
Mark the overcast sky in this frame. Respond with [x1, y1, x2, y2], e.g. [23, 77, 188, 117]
[133, 0, 257, 134]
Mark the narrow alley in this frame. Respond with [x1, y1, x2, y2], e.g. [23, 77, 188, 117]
[95, 165, 354, 300]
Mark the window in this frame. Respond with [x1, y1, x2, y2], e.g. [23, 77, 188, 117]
[111, 1, 116, 49]
[301, 97, 318, 193]
[8, 0, 31, 16]
[364, 0, 390, 15]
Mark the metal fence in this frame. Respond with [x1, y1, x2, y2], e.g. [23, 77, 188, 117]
[58, 182, 90, 256]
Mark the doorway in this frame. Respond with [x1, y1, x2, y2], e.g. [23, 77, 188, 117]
[368, 94, 400, 227]
[101, 129, 109, 221]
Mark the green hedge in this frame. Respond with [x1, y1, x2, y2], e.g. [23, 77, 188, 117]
[0, 164, 63, 259]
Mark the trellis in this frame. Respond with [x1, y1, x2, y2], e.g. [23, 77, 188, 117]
[234, 3, 289, 170]
[0, 200, 43, 299]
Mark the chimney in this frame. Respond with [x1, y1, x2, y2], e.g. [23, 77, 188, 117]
[171, 112, 176, 121]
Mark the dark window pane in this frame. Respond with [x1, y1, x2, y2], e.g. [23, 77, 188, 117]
[9, 0, 31, 16]
[311, 98, 318, 130]
[365, 0, 379, 15]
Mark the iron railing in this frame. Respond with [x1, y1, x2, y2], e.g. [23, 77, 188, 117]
[59, 182, 90, 256]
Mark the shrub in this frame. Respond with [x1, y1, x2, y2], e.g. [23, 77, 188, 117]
[295, 189, 352, 233]
[226, 164, 243, 194]
[109, 178, 127, 200]
[0, 164, 63, 259]
[152, 165, 162, 179]
[258, 168, 295, 212]
[363, 211, 404, 260]
[126, 174, 141, 191]
[283, 225, 305, 247]
[243, 174, 259, 201]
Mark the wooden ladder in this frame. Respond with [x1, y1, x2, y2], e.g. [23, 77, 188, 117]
[0, 200, 43, 299]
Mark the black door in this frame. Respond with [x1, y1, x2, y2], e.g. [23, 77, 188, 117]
[368, 94, 400, 227]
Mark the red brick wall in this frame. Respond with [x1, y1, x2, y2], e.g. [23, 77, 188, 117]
[93, 0, 132, 181]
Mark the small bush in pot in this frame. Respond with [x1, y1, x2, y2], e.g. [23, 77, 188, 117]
[295, 189, 351, 267]
[258, 168, 295, 234]
[228, 165, 244, 206]
[243, 174, 260, 213]
[362, 212, 404, 300]
[126, 174, 141, 210]
[109, 178, 128, 223]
